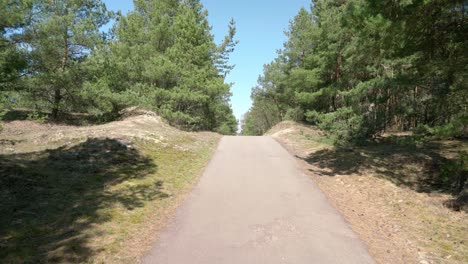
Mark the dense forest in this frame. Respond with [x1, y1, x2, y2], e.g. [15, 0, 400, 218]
[242, 0, 467, 144]
[0, 0, 238, 134]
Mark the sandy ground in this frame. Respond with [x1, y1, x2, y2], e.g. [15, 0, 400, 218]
[0, 112, 221, 263]
[0, 113, 215, 155]
[268, 121, 468, 264]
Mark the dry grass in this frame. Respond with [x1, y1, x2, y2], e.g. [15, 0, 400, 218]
[268, 121, 468, 264]
[0, 113, 220, 263]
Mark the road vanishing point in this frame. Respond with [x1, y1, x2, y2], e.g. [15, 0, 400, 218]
[143, 136, 374, 264]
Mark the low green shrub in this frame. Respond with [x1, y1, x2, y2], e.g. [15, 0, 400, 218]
[440, 151, 468, 194]
[26, 111, 48, 124]
[305, 108, 368, 146]
[284, 107, 304, 122]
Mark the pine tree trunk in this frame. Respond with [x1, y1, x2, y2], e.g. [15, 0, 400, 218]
[52, 30, 68, 120]
[52, 89, 61, 119]
[336, 52, 342, 81]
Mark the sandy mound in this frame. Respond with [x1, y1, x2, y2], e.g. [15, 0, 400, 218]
[266, 121, 324, 137]
[0, 110, 189, 154]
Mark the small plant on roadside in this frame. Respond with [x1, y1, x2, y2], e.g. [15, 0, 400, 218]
[0, 103, 6, 131]
[440, 151, 468, 194]
[413, 114, 467, 140]
[305, 108, 368, 146]
[389, 134, 425, 147]
[27, 111, 48, 124]
[284, 107, 304, 122]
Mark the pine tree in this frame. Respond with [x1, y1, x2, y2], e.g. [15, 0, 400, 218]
[246, 0, 467, 142]
[0, 0, 31, 94]
[20, 0, 113, 118]
[86, 0, 238, 133]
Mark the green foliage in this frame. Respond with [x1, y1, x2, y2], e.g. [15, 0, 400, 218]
[431, 115, 468, 139]
[0, 108, 4, 131]
[0, 0, 238, 133]
[284, 107, 304, 122]
[240, 111, 257, 136]
[440, 151, 468, 193]
[245, 0, 467, 144]
[241, 95, 282, 136]
[15, 0, 114, 118]
[306, 108, 367, 146]
[414, 114, 467, 139]
[26, 111, 47, 124]
[215, 123, 235, 136]
[0, 0, 30, 87]
[0, 0, 31, 122]
[84, 0, 237, 132]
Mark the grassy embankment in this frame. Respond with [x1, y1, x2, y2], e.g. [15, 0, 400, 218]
[0, 111, 220, 263]
[267, 121, 467, 264]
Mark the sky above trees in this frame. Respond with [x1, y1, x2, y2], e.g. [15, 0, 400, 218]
[102, 0, 312, 120]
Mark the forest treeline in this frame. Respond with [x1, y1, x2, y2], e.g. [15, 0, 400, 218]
[0, 0, 238, 134]
[242, 0, 467, 144]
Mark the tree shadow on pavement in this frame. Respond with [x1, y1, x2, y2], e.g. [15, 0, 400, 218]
[0, 138, 167, 263]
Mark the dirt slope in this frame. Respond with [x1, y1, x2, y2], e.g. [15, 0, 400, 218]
[1, 110, 213, 155]
[267, 121, 468, 264]
[0, 111, 220, 263]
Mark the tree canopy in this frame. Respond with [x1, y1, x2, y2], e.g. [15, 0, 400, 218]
[0, 0, 238, 134]
[242, 0, 467, 144]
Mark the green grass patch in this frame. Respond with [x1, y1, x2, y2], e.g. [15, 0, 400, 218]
[305, 133, 334, 146]
[0, 134, 219, 263]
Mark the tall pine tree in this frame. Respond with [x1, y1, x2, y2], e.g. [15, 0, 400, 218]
[19, 0, 113, 118]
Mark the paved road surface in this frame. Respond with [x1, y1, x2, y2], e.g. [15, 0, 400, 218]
[142, 136, 374, 264]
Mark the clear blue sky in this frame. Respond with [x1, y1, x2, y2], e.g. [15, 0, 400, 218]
[102, 0, 311, 120]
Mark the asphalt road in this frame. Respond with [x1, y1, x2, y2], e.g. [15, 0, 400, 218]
[142, 136, 374, 264]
